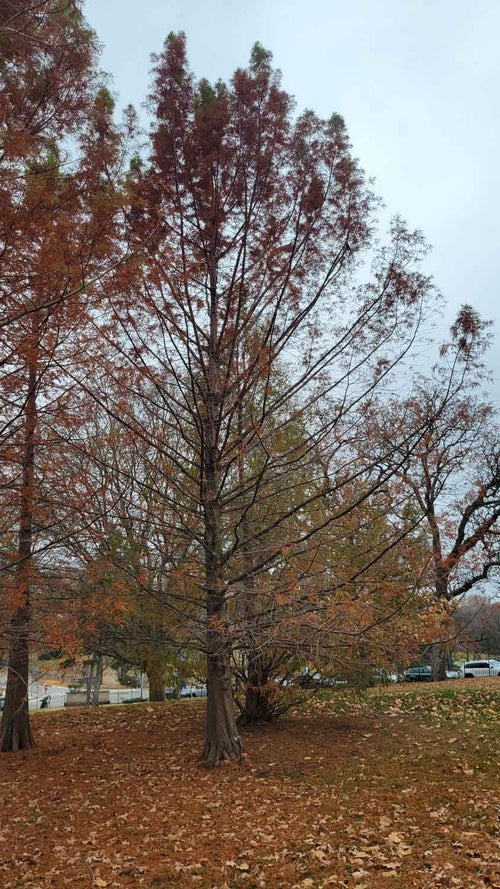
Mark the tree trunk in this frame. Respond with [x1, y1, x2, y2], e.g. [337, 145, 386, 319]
[201, 277, 241, 766]
[203, 543, 240, 764]
[430, 644, 447, 682]
[85, 661, 94, 705]
[427, 494, 450, 682]
[146, 662, 166, 702]
[0, 355, 37, 752]
[202, 505, 241, 764]
[90, 655, 103, 706]
[239, 652, 274, 724]
[235, 397, 272, 726]
[204, 630, 241, 767]
[431, 567, 450, 681]
[0, 610, 34, 752]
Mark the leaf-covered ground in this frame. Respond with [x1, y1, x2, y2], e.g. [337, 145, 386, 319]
[1, 679, 499, 888]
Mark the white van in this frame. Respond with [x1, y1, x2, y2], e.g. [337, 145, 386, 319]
[462, 659, 500, 678]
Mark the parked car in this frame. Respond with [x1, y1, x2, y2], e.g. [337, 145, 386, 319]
[165, 684, 207, 699]
[404, 665, 432, 682]
[0, 695, 4, 712]
[445, 665, 462, 680]
[179, 684, 207, 698]
[373, 668, 400, 684]
[298, 672, 346, 689]
[462, 659, 500, 678]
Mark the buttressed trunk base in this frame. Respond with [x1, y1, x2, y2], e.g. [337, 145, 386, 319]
[1, 629, 35, 752]
[203, 651, 241, 767]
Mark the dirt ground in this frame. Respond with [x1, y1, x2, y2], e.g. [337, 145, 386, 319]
[0, 679, 499, 888]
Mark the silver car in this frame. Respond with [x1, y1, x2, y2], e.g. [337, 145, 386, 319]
[462, 659, 500, 678]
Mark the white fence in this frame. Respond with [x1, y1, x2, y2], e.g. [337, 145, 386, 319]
[29, 691, 68, 711]
[28, 684, 68, 711]
[0, 683, 188, 711]
[108, 687, 147, 704]
[24, 685, 147, 710]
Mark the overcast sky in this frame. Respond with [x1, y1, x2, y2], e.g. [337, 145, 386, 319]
[84, 0, 499, 390]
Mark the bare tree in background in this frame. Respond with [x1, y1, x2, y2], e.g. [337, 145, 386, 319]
[369, 307, 500, 679]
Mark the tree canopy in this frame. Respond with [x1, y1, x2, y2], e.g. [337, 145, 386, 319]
[0, 22, 498, 764]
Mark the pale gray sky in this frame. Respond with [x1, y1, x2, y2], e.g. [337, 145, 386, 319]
[84, 0, 500, 389]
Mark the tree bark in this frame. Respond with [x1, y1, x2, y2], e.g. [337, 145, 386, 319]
[201, 270, 241, 766]
[203, 546, 240, 764]
[422, 465, 452, 682]
[431, 555, 450, 682]
[0, 355, 37, 752]
[146, 662, 167, 702]
[239, 652, 274, 724]
[204, 623, 241, 766]
[235, 396, 274, 725]
[0, 608, 34, 752]
[88, 655, 103, 706]
[85, 661, 93, 705]
[429, 643, 448, 682]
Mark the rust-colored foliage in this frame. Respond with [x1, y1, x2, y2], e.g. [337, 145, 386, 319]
[0, 2, 124, 751]
[2, 16, 497, 774]
[367, 313, 500, 678]
[85, 35, 440, 765]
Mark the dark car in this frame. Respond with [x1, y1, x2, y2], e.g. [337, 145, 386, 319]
[404, 665, 432, 682]
[0, 695, 4, 711]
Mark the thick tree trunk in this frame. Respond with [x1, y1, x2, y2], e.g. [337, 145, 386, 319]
[0, 611, 34, 752]
[431, 563, 450, 681]
[94, 656, 103, 704]
[430, 644, 448, 682]
[201, 268, 241, 766]
[204, 635, 241, 767]
[88, 655, 103, 706]
[85, 662, 93, 705]
[1, 355, 37, 752]
[240, 653, 274, 724]
[146, 663, 166, 702]
[202, 513, 241, 764]
[202, 479, 241, 762]
[235, 405, 271, 725]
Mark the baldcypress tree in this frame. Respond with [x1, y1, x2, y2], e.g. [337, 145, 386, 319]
[96, 34, 435, 766]
[0, 3, 123, 751]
